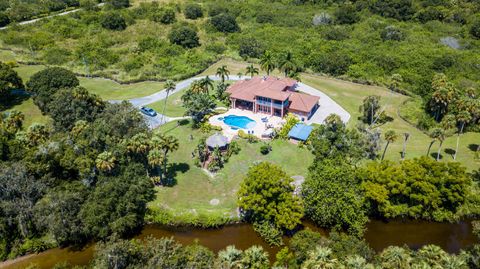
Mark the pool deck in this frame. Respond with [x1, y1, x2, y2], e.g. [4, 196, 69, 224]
[209, 109, 285, 140]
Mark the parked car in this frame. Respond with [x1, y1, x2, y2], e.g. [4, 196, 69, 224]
[140, 106, 157, 117]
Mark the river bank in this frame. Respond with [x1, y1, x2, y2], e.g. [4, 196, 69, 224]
[1, 219, 477, 269]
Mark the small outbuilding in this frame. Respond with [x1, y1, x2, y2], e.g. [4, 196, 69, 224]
[206, 133, 229, 150]
[288, 123, 313, 141]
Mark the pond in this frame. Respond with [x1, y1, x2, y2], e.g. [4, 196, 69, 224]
[1, 220, 477, 269]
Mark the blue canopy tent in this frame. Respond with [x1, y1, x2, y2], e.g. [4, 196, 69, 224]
[288, 123, 313, 141]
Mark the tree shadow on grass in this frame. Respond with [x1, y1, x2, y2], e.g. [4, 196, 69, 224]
[444, 148, 456, 159]
[468, 144, 479, 152]
[163, 119, 190, 134]
[0, 92, 30, 111]
[164, 162, 190, 187]
[430, 152, 443, 160]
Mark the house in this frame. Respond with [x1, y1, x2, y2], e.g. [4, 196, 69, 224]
[226, 76, 320, 120]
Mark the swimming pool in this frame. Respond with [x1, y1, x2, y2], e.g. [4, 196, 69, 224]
[222, 115, 257, 129]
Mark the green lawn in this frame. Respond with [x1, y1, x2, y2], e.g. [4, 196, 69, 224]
[149, 81, 230, 117]
[78, 77, 164, 100]
[148, 120, 314, 223]
[6, 98, 50, 128]
[301, 74, 480, 170]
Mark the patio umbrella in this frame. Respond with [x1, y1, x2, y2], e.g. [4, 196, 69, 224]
[206, 133, 229, 149]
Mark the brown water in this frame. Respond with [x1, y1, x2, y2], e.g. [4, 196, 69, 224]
[1, 220, 477, 269]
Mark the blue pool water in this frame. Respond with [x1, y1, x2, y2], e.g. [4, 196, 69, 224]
[222, 115, 257, 129]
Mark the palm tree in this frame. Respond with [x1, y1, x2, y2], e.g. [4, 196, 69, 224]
[199, 76, 214, 94]
[382, 130, 398, 161]
[259, 51, 275, 76]
[379, 246, 412, 269]
[148, 149, 163, 179]
[401, 132, 410, 160]
[190, 80, 204, 94]
[162, 80, 176, 123]
[278, 51, 297, 77]
[430, 128, 445, 161]
[218, 245, 243, 269]
[216, 65, 230, 83]
[26, 123, 49, 147]
[160, 135, 179, 182]
[5, 110, 24, 133]
[95, 151, 116, 172]
[454, 110, 472, 160]
[127, 133, 150, 155]
[241, 246, 269, 269]
[345, 255, 373, 269]
[245, 64, 259, 78]
[302, 246, 338, 269]
[417, 245, 448, 267]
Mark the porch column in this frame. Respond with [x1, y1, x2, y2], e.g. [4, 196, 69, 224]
[270, 101, 273, 116]
[232, 99, 236, 109]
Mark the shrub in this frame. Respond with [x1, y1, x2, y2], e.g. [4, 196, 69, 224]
[105, 0, 129, 9]
[334, 4, 359, 24]
[470, 19, 480, 39]
[260, 144, 272, 155]
[415, 7, 446, 23]
[277, 113, 299, 139]
[238, 37, 264, 59]
[312, 12, 332, 26]
[168, 26, 200, 48]
[309, 51, 353, 76]
[0, 12, 9, 27]
[152, 8, 176, 24]
[208, 6, 228, 17]
[184, 3, 203, 20]
[101, 12, 127, 31]
[210, 13, 240, 33]
[256, 11, 273, 23]
[381, 26, 404, 41]
[323, 26, 350, 41]
[226, 140, 240, 157]
[253, 221, 283, 246]
[369, 0, 416, 21]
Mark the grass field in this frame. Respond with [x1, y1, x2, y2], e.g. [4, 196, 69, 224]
[148, 81, 230, 117]
[149, 120, 314, 223]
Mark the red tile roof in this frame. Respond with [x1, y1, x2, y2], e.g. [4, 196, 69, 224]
[289, 92, 320, 113]
[227, 76, 319, 113]
[227, 76, 294, 101]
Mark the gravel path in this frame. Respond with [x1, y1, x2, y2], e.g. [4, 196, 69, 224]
[125, 75, 350, 128]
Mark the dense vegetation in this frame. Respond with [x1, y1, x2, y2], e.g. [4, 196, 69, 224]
[0, 66, 187, 259]
[44, 230, 480, 268]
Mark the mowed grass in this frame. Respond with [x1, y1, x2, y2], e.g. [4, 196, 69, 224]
[12, 64, 164, 100]
[6, 99, 50, 128]
[301, 74, 480, 170]
[149, 120, 314, 219]
[148, 81, 230, 117]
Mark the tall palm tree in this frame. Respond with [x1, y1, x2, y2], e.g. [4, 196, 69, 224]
[401, 132, 410, 160]
[430, 128, 445, 161]
[160, 135, 179, 182]
[162, 80, 176, 123]
[148, 149, 163, 179]
[259, 51, 275, 76]
[245, 64, 259, 78]
[345, 255, 373, 269]
[278, 51, 297, 77]
[454, 110, 472, 160]
[199, 76, 214, 94]
[382, 130, 398, 161]
[127, 133, 150, 156]
[95, 151, 116, 172]
[216, 65, 230, 83]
